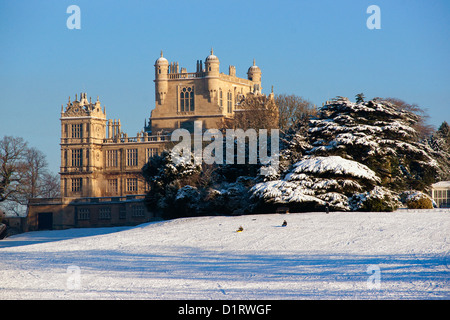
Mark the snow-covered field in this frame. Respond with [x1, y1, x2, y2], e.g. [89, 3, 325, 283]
[1, 209, 449, 299]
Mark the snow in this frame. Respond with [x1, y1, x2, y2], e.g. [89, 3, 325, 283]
[403, 190, 433, 203]
[251, 180, 321, 204]
[1, 210, 449, 299]
[292, 156, 380, 183]
[432, 181, 450, 188]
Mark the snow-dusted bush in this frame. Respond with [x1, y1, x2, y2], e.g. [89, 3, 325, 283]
[251, 156, 382, 212]
[399, 190, 433, 209]
[143, 150, 203, 218]
[172, 185, 202, 216]
[349, 186, 400, 212]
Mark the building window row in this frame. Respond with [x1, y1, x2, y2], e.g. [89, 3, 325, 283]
[72, 178, 82, 192]
[131, 204, 145, 217]
[433, 189, 450, 208]
[68, 177, 141, 195]
[62, 148, 90, 168]
[71, 124, 83, 138]
[126, 149, 138, 167]
[76, 205, 145, 221]
[72, 149, 83, 167]
[99, 207, 111, 220]
[127, 178, 138, 192]
[105, 148, 159, 169]
[107, 150, 118, 167]
[64, 148, 160, 170]
[78, 208, 90, 220]
[107, 179, 118, 194]
[63, 123, 95, 139]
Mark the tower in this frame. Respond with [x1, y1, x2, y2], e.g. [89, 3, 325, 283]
[204, 48, 220, 103]
[247, 59, 262, 93]
[154, 51, 169, 105]
[60, 93, 107, 198]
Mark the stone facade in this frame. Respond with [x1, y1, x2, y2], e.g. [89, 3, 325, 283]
[59, 94, 168, 199]
[151, 49, 262, 133]
[26, 196, 151, 230]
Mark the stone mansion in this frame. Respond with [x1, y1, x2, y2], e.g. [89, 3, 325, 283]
[26, 50, 268, 230]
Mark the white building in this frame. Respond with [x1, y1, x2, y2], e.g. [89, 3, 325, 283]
[431, 181, 450, 208]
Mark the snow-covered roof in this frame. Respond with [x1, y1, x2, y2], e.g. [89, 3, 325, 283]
[432, 181, 450, 189]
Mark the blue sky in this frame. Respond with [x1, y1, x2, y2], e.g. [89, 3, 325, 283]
[1, 0, 449, 174]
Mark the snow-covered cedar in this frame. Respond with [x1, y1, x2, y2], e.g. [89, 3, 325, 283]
[251, 156, 384, 211]
[251, 96, 443, 212]
[307, 97, 438, 191]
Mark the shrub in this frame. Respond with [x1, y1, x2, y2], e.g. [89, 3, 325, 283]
[406, 197, 433, 209]
[406, 194, 433, 209]
[399, 190, 434, 209]
[349, 186, 399, 212]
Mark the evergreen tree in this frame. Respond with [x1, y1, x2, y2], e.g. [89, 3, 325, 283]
[142, 150, 202, 218]
[251, 155, 388, 212]
[355, 93, 365, 104]
[426, 121, 450, 180]
[307, 97, 438, 191]
[436, 121, 450, 151]
[251, 96, 440, 212]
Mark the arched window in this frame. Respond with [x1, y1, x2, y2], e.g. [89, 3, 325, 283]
[219, 89, 223, 107]
[180, 87, 195, 112]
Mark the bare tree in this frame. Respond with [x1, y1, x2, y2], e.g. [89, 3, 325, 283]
[1, 136, 59, 215]
[0, 136, 28, 203]
[355, 93, 365, 103]
[275, 93, 316, 131]
[24, 147, 48, 199]
[224, 94, 279, 130]
[40, 172, 61, 198]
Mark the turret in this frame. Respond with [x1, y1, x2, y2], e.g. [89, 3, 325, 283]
[154, 51, 169, 105]
[205, 48, 220, 75]
[204, 48, 220, 103]
[247, 59, 262, 86]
